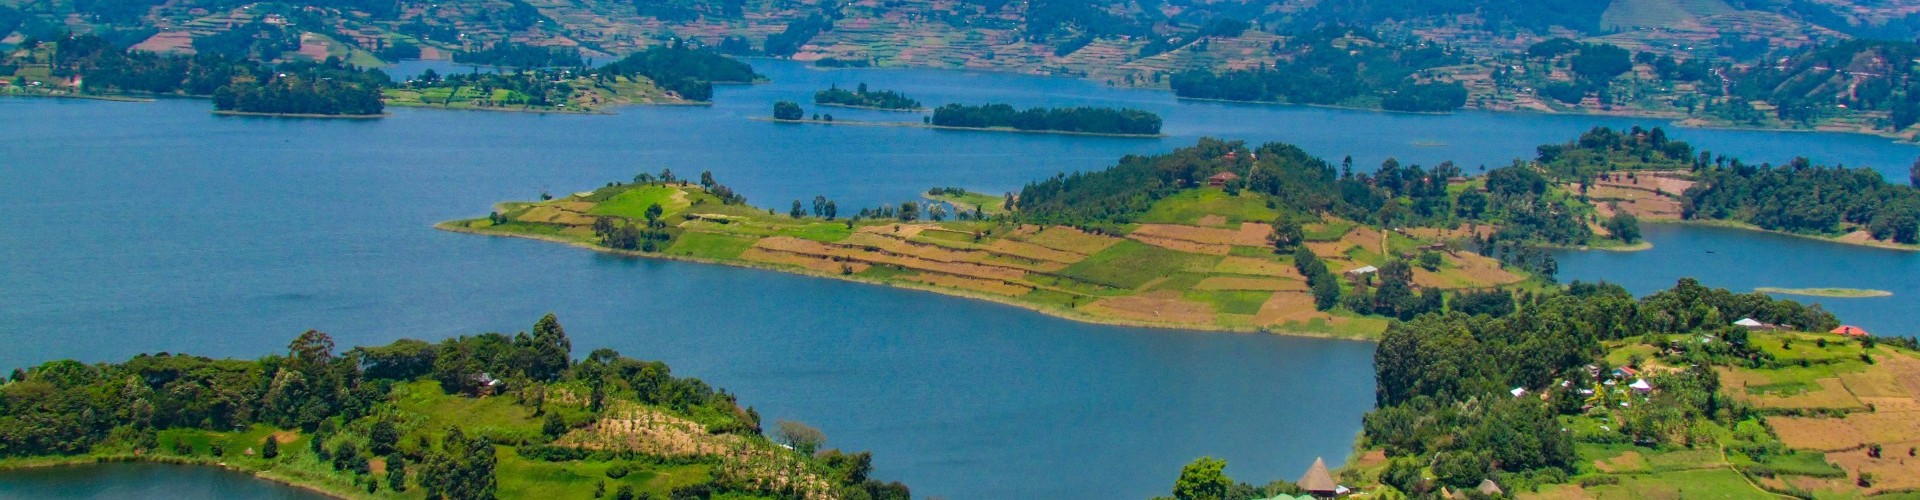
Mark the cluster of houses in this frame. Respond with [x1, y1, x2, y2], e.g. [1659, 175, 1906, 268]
[1733, 316, 1870, 337]
[1275, 456, 1504, 499]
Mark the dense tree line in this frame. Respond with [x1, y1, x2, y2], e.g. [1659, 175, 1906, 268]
[764, 13, 832, 57]
[0, 314, 909, 498]
[814, 82, 920, 110]
[1365, 280, 1838, 491]
[403, 68, 583, 109]
[452, 42, 585, 69]
[596, 41, 758, 102]
[1718, 40, 1920, 128]
[41, 34, 386, 115]
[1169, 28, 1468, 112]
[929, 103, 1160, 135]
[190, 21, 300, 60]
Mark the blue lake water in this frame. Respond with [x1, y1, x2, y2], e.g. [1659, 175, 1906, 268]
[0, 462, 327, 499]
[2, 59, 1918, 498]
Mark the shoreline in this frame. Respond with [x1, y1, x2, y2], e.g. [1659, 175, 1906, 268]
[1655, 219, 1920, 252]
[749, 116, 1166, 138]
[0, 455, 358, 499]
[814, 102, 927, 112]
[211, 110, 387, 119]
[433, 221, 1375, 342]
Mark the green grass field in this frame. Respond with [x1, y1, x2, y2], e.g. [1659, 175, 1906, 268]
[665, 232, 757, 260]
[589, 185, 693, 219]
[1059, 240, 1221, 289]
[1137, 189, 1278, 225]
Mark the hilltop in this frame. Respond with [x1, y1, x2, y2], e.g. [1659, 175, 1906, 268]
[441, 136, 1641, 339]
[0, 315, 911, 499]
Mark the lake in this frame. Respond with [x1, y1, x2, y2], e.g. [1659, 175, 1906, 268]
[0, 462, 328, 499]
[2, 59, 1917, 498]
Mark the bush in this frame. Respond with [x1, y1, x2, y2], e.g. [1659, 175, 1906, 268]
[606, 463, 631, 479]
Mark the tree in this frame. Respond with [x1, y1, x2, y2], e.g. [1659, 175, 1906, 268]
[530, 313, 571, 381]
[369, 420, 399, 456]
[791, 200, 805, 218]
[824, 201, 838, 220]
[387, 455, 408, 492]
[422, 426, 497, 500]
[1911, 157, 1920, 188]
[543, 412, 567, 438]
[776, 420, 825, 455]
[699, 170, 715, 188]
[1171, 457, 1233, 500]
[1606, 212, 1641, 244]
[812, 195, 828, 217]
[1269, 217, 1304, 253]
[773, 100, 804, 120]
[261, 435, 279, 459]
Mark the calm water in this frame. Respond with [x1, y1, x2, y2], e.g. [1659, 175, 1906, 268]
[0, 462, 326, 499]
[3, 60, 1919, 498]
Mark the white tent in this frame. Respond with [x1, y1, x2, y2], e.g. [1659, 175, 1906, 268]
[1734, 317, 1765, 327]
[1629, 379, 1653, 392]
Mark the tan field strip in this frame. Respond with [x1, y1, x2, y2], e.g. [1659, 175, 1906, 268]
[1213, 256, 1305, 279]
[898, 273, 1032, 296]
[1128, 233, 1231, 255]
[1194, 276, 1307, 292]
[1013, 226, 1121, 254]
[1085, 291, 1214, 324]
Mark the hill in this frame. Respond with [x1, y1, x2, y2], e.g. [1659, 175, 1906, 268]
[0, 315, 911, 499]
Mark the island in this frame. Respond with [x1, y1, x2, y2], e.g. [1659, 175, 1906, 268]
[928, 103, 1163, 136]
[813, 83, 922, 111]
[1543, 126, 1920, 250]
[1756, 287, 1895, 299]
[0, 314, 912, 499]
[1151, 279, 1920, 499]
[441, 135, 1644, 339]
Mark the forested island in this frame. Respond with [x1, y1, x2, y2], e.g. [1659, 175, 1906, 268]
[452, 42, 585, 69]
[0, 314, 912, 500]
[813, 83, 920, 111]
[928, 104, 1162, 136]
[1156, 279, 1920, 498]
[444, 132, 1644, 338]
[1534, 126, 1920, 248]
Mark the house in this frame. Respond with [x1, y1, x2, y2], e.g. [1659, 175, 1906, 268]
[1207, 171, 1241, 187]
[1832, 325, 1869, 337]
[1510, 387, 1527, 397]
[1298, 457, 1339, 498]
[1612, 366, 1639, 379]
[1477, 479, 1504, 497]
[1734, 317, 1776, 330]
[1629, 379, 1654, 392]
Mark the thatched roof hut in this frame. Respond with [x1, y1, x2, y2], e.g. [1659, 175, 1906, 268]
[1298, 457, 1338, 497]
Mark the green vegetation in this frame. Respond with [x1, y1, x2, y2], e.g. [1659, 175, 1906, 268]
[814, 83, 921, 110]
[1170, 27, 1470, 112]
[929, 103, 1161, 136]
[597, 42, 761, 102]
[8, 34, 387, 116]
[0, 315, 912, 499]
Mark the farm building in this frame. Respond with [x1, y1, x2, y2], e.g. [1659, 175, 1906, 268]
[1207, 171, 1240, 187]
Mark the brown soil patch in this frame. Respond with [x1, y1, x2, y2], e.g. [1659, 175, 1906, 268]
[1826, 443, 1920, 494]
[1594, 450, 1648, 473]
[1194, 276, 1306, 292]
[1014, 226, 1120, 255]
[1254, 291, 1321, 325]
[856, 223, 930, 239]
[739, 248, 865, 274]
[131, 30, 195, 54]
[1085, 291, 1214, 324]
[898, 273, 1032, 296]
[1447, 252, 1524, 286]
[986, 239, 1087, 263]
[1212, 256, 1305, 279]
[1128, 233, 1231, 255]
[1130, 223, 1272, 247]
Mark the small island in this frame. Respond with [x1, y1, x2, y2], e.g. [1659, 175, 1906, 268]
[0, 315, 912, 499]
[440, 135, 1647, 339]
[929, 103, 1163, 136]
[814, 83, 922, 111]
[1756, 287, 1894, 298]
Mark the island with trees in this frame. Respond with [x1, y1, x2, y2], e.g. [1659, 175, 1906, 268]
[1537, 126, 1920, 249]
[813, 83, 922, 111]
[927, 103, 1163, 136]
[1168, 27, 1470, 113]
[1153, 278, 1920, 499]
[0, 314, 912, 499]
[442, 133, 1641, 338]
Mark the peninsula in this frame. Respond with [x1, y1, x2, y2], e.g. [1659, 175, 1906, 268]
[442, 137, 1641, 339]
[0, 315, 911, 500]
[1153, 279, 1920, 499]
